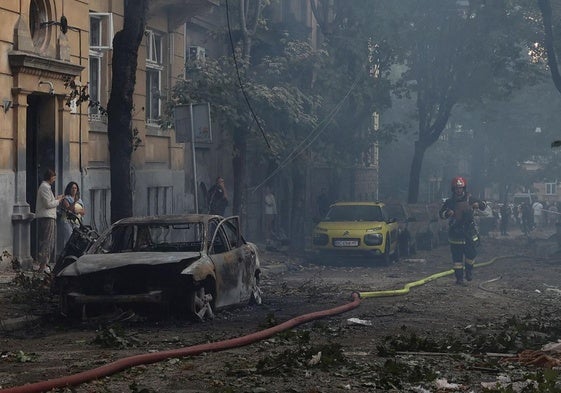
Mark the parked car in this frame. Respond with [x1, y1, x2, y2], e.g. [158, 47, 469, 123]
[384, 202, 422, 256]
[51, 215, 262, 321]
[407, 204, 440, 250]
[427, 203, 449, 245]
[311, 201, 399, 264]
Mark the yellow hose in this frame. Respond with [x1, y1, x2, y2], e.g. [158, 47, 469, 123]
[359, 255, 523, 298]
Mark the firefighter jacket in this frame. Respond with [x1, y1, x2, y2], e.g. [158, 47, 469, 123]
[439, 194, 487, 245]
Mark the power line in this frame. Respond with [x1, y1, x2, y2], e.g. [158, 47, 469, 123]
[224, 0, 271, 150]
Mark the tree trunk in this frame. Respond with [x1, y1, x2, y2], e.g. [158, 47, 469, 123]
[407, 141, 427, 203]
[107, 0, 148, 223]
[538, 0, 561, 94]
[232, 131, 247, 216]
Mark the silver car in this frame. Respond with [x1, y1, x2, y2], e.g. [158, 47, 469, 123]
[51, 215, 262, 320]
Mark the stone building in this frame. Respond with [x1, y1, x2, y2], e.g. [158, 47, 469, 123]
[0, 0, 222, 268]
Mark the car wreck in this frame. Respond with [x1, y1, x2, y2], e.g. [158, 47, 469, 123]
[51, 215, 262, 321]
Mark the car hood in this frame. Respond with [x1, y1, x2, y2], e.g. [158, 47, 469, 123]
[57, 251, 202, 276]
[315, 221, 386, 231]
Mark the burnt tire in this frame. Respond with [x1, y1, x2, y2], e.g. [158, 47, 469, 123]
[187, 282, 215, 321]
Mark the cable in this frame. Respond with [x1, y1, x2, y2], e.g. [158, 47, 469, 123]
[252, 74, 363, 193]
[224, 0, 271, 150]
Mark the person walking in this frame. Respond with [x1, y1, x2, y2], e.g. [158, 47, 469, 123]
[439, 176, 487, 285]
[58, 181, 86, 251]
[35, 168, 63, 273]
[532, 200, 544, 229]
[499, 202, 511, 236]
[264, 186, 277, 244]
[207, 176, 228, 216]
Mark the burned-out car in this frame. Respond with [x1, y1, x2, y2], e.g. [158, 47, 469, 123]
[51, 215, 262, 320]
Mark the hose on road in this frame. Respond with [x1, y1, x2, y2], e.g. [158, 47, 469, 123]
[0, 292, 362, 393]
[1, 254, 528, 393]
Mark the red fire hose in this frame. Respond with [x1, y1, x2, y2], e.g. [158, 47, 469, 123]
[1, 292, 361, 393]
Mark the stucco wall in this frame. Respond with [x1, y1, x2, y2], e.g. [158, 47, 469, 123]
[0, 171, 14, 253]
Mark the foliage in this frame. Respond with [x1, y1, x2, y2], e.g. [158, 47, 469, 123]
[91, 324, 142, 349]
[380, 0, 544, 202]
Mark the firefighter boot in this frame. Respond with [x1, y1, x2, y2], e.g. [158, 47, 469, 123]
[454, 268, 465, 286]
[465, 260, 474, 282]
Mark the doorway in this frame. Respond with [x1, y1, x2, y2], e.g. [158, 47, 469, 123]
[26, 94, 57, 259]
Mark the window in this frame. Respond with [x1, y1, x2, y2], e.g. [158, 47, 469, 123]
[29, 0, 51, 51]
[90, 13, 114, 50]
[546, 183, 557, 195]
[89, 55, 101, 117]
[146, 30, 164, 124]
[89, 188, 110, 233]
[147, 186, 173, 215]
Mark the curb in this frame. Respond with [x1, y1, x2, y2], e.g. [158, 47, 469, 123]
[0, 315, 42, 332]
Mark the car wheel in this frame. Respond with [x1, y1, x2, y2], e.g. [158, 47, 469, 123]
[59, 292, 83, 320]
[393, 239, 400, 262]
[381, 235, 392, 265]
[399, 235, 411, 257]
[249, 272, 262, 305]
[187, 282, 215, 321]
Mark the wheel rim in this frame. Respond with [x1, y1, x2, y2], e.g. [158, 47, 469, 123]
[190, 286, 214, 321]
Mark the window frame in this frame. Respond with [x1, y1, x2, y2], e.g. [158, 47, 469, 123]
[89, 13, 114, 50]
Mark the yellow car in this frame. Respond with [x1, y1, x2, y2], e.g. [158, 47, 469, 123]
[311, 201, 400, 263]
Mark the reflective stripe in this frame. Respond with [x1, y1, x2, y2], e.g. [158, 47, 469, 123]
[448, 239, 466, 244]
[465, 258, 474, 266]
[453, 263, 464, 269]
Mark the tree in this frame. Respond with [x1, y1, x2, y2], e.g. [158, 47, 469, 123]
[538, 0, 561, 148]
[106, 0, 149, 223]
[386, 0, 537, 203]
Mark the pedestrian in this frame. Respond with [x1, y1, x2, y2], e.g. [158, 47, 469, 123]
[439, 176, 487, 285]
[532, 200, 544, 229]
[521, 201, 533, 234]
[499, 202, 511, 236]
[264, 186, 277, 244]
[58, 181, 86, 251]
[35, 168, 64, 273]
[207, 176, 228, 216]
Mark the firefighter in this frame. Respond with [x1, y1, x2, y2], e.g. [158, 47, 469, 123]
[439, 177, 487, 285]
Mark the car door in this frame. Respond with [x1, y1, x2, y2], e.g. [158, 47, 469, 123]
[208, 217, 243, 307]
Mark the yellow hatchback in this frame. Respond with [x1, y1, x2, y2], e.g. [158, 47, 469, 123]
[311, 201, 400, 263]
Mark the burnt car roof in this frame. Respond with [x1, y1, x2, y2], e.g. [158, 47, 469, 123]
[113, 214, 227, 225]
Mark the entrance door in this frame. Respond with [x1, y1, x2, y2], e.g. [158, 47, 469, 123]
[26, 94, 57, 259]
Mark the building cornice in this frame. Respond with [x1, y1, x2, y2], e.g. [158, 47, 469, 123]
[8, 51, 84, 80]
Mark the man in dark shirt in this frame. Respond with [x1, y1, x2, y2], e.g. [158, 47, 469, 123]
[207, 176, 228, 216]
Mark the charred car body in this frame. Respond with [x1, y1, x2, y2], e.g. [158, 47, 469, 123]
[51, 215, 262, 320]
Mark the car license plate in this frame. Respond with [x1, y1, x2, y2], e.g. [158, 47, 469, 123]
[334, 239, 359, 247]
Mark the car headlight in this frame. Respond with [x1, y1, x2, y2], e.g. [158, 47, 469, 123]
[312, 232, 329, 246]
[364, 233, 383, 246]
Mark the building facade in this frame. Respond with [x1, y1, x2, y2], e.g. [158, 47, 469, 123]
[0, 0, 222, 267]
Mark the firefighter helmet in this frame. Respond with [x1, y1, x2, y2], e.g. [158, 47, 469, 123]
[451, 176, 467, 190]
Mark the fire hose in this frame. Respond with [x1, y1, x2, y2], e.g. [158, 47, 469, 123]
[0, 293, 362, 393]
[1, 255, 523, 392]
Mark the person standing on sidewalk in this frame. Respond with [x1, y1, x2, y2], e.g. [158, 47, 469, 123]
[207, 176, 228, 216]
[499, 202, 511, 236]
[264, 186, 277, 244]
[35, 168, 63, 273]
[439, 176, 487, 285]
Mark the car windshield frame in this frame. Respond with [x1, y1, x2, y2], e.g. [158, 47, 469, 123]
[88, 221, 205, 254]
